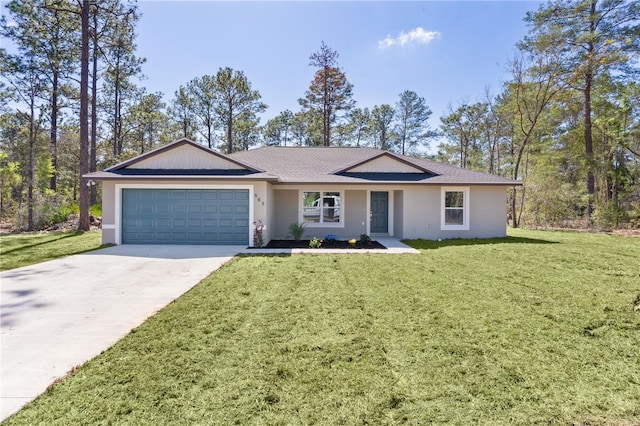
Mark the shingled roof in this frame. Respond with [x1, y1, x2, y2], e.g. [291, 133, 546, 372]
[85, 139, 519, 185]
[230, 146, 518, 185]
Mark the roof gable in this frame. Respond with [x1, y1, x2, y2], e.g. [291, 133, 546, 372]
[106, 139, 259, 172]
[336, 152, 435, 174]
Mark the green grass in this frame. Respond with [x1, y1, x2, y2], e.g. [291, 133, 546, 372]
[0, 230, 104, 271]
[5, 229, 640, 425]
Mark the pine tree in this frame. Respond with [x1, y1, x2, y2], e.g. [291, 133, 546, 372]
[299, 42, 354, 147]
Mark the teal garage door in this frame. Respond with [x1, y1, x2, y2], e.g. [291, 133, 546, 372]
[122, 189, 249, 245]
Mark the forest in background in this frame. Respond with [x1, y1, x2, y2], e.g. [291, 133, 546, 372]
[1, 0, 639, 231]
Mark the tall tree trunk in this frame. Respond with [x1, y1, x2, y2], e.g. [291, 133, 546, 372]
[509, 138, 528, 228]
[323, 67, 329, 146]
[112, 61, 122, 158]
[78, 0, 90, 231]
[50, 71, 58, 191]
[584, 0, 596, 226]
[90, 8, 98, 205]
[584, 75, 595, 225]
[28, 102, 35, 231]
[207, 117, 212, 149]
[227, 102, 233, 153]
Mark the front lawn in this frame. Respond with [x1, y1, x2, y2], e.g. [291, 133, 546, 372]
[0, 230, 103, 271]
[5, 229, 640, 425]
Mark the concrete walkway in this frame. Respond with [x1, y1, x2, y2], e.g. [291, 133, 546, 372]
[0, 245, 243, 422]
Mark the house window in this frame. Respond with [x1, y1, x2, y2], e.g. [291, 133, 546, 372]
[301, 191, 342, 226]
[441, 187, 469, 230]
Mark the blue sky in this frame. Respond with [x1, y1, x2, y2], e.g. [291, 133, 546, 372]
[136, 0, 543, 138]
[1, 1, 544, 145]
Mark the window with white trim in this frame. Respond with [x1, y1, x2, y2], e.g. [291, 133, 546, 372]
[301, 191, 343, 226]
[441, 187, 469, 230]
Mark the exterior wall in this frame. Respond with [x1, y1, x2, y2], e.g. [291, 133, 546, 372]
[464, 186, 508, 238]
[100, 180, 509, 245]
[342, 190, 367, 239]
[101, 181, 117, 245]
[252, 181, 270, 243]
[265, 184, 275, 244]
[401, 185, 508, 240]
[271, 189, 367, 240]
[100, 179, 267, 245]
[401, 187, 439, 239]
[393, 190, 404, 239]
[272, 190, 298, 239]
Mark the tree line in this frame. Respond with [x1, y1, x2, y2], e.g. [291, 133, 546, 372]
[436, 0, 639, 229]
[1, 0, 639, 231]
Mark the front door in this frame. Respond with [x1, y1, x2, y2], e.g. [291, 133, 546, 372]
[370, 191, 388, 233]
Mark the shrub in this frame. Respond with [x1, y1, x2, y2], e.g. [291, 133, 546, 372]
[253, 220, 265, 248]
[324, 234, 338, 245]
[288, 222, 305, 241]
[309, 237, 322, 249]
[89, 203, 102, 218]
[593, 201, 628, 230]
[359, 234, 371, 245]
[16, 191, 78, 230]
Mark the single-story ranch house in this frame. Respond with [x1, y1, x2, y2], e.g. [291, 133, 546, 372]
[86, 138, 519, 246]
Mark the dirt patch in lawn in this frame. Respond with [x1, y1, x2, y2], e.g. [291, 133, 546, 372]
[254, 239, 387, 249]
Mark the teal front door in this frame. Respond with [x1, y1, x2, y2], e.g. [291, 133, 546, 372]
[370, 191, 388, 233]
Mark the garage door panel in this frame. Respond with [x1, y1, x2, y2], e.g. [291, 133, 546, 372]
[218, 191, 234, 201]
[188, 218, 202, 227]
[156, 191, 171, 201]
[235, 190, 248, 200]
[155, 232, 171, 241]
[234, 218, 249, 227]
[235, 205, 249, 214]
[219, 218, 233, 228]
[156, 204, 171, 214]
[140, 218, 155, 227]
[217, 231, 233, 240]
[122, 189, 249, 245]
[172, 204, 187, 214]
[170, 190, 186, 200]
[172, 218, 187, 228]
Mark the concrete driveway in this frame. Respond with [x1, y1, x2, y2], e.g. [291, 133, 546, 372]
[0, 244, 243, 421]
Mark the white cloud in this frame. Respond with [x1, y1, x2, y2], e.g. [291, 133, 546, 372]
[378, 27, 441, 49]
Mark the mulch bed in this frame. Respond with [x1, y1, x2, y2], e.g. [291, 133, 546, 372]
[254, 239, 387, 249]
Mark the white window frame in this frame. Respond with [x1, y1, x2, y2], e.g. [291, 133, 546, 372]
[299, 190, 344, 228]
[441, 187, 470, 231]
